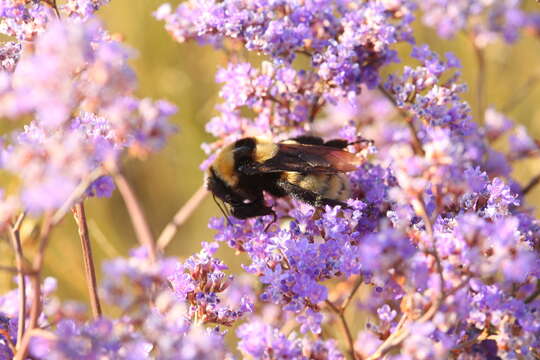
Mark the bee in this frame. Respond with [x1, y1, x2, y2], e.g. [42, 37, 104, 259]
[206, 135, 365, 225]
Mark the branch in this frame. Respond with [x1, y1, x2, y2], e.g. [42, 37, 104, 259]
[15, 213, 53, 360]
[42, 0, 61, 18]
[8, 213, 26, 349]
[72, 202, 102, 319]
[340, 275, 364, 312]
[51, 168, 105, 226]
[325, 299, 358, 360]
[366, 277, 470, 360]
[522, 173, 540, 196]
[525, 279, 540, 304]
[112, 170, 156, 262]
[472, 42, 486, 123]
[157, 185, 208, 251]
[365, 315, 409, 360]
[413, 196, 445, 300]
[0, 328, 16, 355]
[377, 85, 425, 155]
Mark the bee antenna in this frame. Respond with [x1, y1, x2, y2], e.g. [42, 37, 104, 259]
[264, 210, 278, 232]
[212, 194, 233, 227]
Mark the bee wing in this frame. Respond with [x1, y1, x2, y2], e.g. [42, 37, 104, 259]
[255, 143, 363, 173]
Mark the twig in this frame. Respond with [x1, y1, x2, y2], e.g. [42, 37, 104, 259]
[325, 299, 358, 360]
[8, 213, 27, 349]
[366, 278, 470, 360]
[13, 170, 102, 359]
[0, 328, 16, 355]
[157, 185, 208, 251]
[525, 279, 540, 304]
[365, 315, 409, 360]
[450, 329, 488, 355]
[42, 0, 61, 18]
[308, 95, 325, 123]
[112, 171, 156, 263]
[377, 85, 425, 155]
[413, 196, 445, 300]
[72, 202, 102, 319]
[522, 173, 540, 196]
[365, 198, 447, 359]
[51, 168, 105, 226]
[472, 42, 486, 123]
[340, 275, 364, 312]
[0, 265, 18, 273]
[15, 213, 53, 360]
[377, 85, 408, 119]
[14, 328, 57, 360]
[0, 265, 35, 275]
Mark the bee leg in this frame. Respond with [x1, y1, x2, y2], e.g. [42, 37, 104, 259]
[231, 201, 274, 219]
[263, 210, 278, 232]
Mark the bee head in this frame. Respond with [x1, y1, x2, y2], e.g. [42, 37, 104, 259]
[205, 167, 232, 204]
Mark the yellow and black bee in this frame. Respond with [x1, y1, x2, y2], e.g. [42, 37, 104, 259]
[206, 136, 364, 222]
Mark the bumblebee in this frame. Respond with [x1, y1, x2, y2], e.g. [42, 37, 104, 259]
[206, 136, 363, 222]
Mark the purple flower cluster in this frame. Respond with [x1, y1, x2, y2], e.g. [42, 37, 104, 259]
[237, 320, 344, 359]
[0, 248, 246, 358]
[161, 0, 540, 358]
[0, 0, 539, 359]
[0, 41, 20, 72]
[156, 0, 415, 156]
[416, 0, 540, 46]
[169, 242, 253, 326]
[0, 15, 176, 217]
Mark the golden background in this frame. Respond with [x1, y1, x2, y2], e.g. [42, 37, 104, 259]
[1, 0, 539, 306]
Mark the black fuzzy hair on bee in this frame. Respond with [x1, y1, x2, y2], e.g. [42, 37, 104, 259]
[205, 136, 364, 229]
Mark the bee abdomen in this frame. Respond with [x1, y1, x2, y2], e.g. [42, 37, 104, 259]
[282, 172, 351, 202]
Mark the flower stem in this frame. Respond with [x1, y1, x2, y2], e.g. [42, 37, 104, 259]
[42, 0, 61, 18]
[113, 171, 157, 262]
[472, 42, 486, 123]
[8, 213, 26, 349]
[522, 173, 540, 196]
[377, 85, 424, 155]
[51, 168, 104, 226]
[157, 185, 208, 251]
[340, 275, 364, 312]
[72, 202, 102, 319]
[525, 279, 540, 304]
[15, 213, 53, 360]
[366, 315, 409, 360]
[325, 299, 357, 360]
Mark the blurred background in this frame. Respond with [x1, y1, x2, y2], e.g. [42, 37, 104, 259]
[1, 0, 539, 304]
